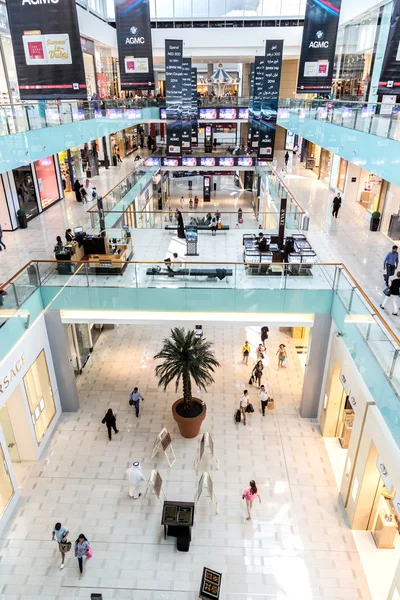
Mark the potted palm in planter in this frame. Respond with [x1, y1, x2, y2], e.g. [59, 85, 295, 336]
[154, 327, 220, 438]
[17, 208, 28, 229]
[370, 211, 381, 231]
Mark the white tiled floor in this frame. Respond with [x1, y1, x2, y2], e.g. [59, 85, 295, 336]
[0, 324, 372, 599]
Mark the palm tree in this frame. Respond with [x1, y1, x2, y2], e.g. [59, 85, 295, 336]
[154, 327, 220, 415]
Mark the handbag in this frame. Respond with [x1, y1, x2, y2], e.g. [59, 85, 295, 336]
[245, 403, 254, 413]
[383, 287, 391, 297]
[248, 376, 254, 385]
[217, 221, 223, 229]
[59, 541, 71, 553]
[234, 409, 241, 423]
[86, 546, 93, 559]
[101, 417, 106, 424]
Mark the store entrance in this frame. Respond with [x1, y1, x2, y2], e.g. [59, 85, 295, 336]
[13, 165, 39, 220]
[0, 402, 21, 463]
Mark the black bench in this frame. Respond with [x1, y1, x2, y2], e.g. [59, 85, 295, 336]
[164, 225, 230, 231]
[146, 267, 233, 280]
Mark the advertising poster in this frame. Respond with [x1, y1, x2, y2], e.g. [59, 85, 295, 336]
[247, 62, 255, 148]
[182, 57, 192, 151]
[191, 67, 198, 146]
[250, 56, 265, 152]
[296, 0, 342, 94]
[165, 39, 183, 156]
[379, 0, 400, 94]
[7, 0, 86, 99]
[259, 40, 283, 160]
[114, 0, 154, 90]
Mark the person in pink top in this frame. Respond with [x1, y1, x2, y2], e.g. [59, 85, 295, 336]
[242, 480, 261, 520]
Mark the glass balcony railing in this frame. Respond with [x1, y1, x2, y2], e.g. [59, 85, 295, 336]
[278, 98, 400, 142]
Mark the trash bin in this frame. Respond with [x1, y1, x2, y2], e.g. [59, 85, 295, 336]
[302, 214, 310, 231]
[188, 180, 192, 189]
[213, 183, 217, 191]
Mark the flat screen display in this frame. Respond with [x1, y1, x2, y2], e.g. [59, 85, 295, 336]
[163, 158, 179, 166]
[145, 157, 160, 166]
[160, 108, 166, 119]
[219, 157, 234, 166]
[125, 109, 141, 119]
[239, 108, 249, 119]
[219, 108, 237, 119]
[201, 157, 216, 166]
[182, 157, 197, 166]
[200, 108, 217, 119]
[237, 157, 253, 166]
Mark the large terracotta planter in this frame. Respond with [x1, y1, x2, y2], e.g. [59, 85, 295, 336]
[172, 398, 206, 439]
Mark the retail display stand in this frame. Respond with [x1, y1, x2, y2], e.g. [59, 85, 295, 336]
[141, 469, 167, 507]
[151, 427, 176, 467]
[199, 566, 222, 600]
[194, 472, 219, 514]
[185, 226, 199, 256]
[195, 432, 220, 470]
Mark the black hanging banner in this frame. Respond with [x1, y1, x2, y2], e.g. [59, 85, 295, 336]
[114, 0, 155, 90]
[379, 0, 400, 94]
[259, 40, 283, 160]
[247, 62, 255, 149]
[191, 67, 198, 147]
[165, 39, 183, 156]
[278, 194, 287, 249]
[182, 57, 192, 152]
[250, 56, 265, 152]
[7, 0, 86, 100]
[296, 0, 342, 94]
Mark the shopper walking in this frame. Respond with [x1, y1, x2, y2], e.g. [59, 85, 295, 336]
[332, 193, 342, 218]
[116, 148, 122, 163]
[261, 326, 269, 348]
[73, 179, 83, 203]
[242, 341, 251, 365]
[242, 480, 261, 520]
[75, 534, 90, 579]
[381, 271, 400, 315]
[252, 360, 264, 388]
[52, 522, 70, 569]
[126, 461, 145, 498]
[277, 344, 287, 369]
[259, 384, 269, 416]
[209, 215, 217, 236]
[101, 408, 119, 440]
[176, 209, 185, 239]
[0, 224, 6, 251]
[256, 344, 265, 361]
[240, 390, 249, 425]
[284, 151, 289, 167]
[83, 178, 94, 203]
[129, 387, 144, 418]
[384, 245, 399, 286]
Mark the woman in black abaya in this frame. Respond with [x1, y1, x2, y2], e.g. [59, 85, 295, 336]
[176, 209, 185, 239]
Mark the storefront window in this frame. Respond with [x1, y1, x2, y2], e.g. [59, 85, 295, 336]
[0, 443, 14, 516]
[13, 165, 39, 220]
[23, 350, 56, 444]
[33, 156, 60, 210]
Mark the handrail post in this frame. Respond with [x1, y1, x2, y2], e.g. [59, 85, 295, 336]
[348, 287, 355, 313]
[389, 349, 398, 379]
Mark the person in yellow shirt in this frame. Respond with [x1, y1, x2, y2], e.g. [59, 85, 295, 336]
[242, 341, 251, 366]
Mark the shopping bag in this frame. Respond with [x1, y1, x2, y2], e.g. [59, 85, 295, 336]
[246, 403, 254, 413]
[234, 409, 241, 422]
[383, 287, 391, 297]
[248, 376, 254, 385]
[267, 398, 275, 410]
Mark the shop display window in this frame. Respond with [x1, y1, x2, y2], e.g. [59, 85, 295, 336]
[23, 350, 56, 444]
[34, 156, 60, 210]
[0, 443, 14, 517]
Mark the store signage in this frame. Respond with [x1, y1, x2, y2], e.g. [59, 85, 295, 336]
[377, 456, 394, 494]
[296, 0, 342, 94]
[340, 372, 347, 387]
[259, 39, 283, 160]
[0, 354, 25, 393]
[392, 492, 400, 519]
[349, 395, 357, 411]
[379, 0, 400, 94]
[182, 57, 192, 151]
[7, 0, 86, 99]
[114, 0, 154, 90]
[249, 56, 265, 152]
[247, 62, 255, 148]
[278, 195, 287, 248]
[165, 39, 183, 156]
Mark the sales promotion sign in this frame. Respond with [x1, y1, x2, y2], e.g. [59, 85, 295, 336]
[182, 57, 192, 151]
[259, 40, 283, 160]
[165, 39, 183, 156]
[296, 0, 342, 94]
[114, 0, 155, 90]
[7, 0, 86, 99]
[250, 56, 265, 151]
[378, 0, 400, 94]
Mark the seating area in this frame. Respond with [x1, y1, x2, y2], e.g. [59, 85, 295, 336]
[146, 267, 233, 280]
[164, 225, 230, 232]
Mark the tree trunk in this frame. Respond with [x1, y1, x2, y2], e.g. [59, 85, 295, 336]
[182, 371, 192, 404]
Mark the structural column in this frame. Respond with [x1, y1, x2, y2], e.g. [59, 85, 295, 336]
[300, 314, 332, 418]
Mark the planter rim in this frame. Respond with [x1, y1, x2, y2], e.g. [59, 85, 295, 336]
[172, 397, 205, 418]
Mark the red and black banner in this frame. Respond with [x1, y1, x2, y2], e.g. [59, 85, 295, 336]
[379, 0, 400, 94]
[114, 0, 154, 90]
[296, 0, 342, 94]
[7, 0, 86, 99]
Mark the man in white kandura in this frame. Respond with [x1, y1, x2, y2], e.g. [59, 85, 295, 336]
[126, 461, 145, 499]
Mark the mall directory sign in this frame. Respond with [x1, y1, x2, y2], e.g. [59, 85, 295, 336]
[259, 40, 283, 160]
[296, 0, 342, 94]
[7, 0, 86, 99]
[379, 0, 400, 94]
[114, 0, 154, 90]
[165, 39, 183, 156]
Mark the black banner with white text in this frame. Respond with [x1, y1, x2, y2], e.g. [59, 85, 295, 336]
[114, 0, 154, 90]
[182, 57, 192, 151]
[250, 56, 265, 151]
[247, 62, 255, 148]
[379, 0, 400, 94]
[7, 0, 86, 99]
[296, 0, 342, 94]
[259, 40, 283, 160]
[191, 67, 198, 146]
[165, 39, 183, 156]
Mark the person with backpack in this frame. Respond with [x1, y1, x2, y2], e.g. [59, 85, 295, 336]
[75, 533, 91, 579]
[129, 387, 144, 417]
[242, 480, 261, 520]
[101, 408, 119, 441]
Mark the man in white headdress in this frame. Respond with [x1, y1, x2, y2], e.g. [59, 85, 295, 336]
[126, 461, 145, 499]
